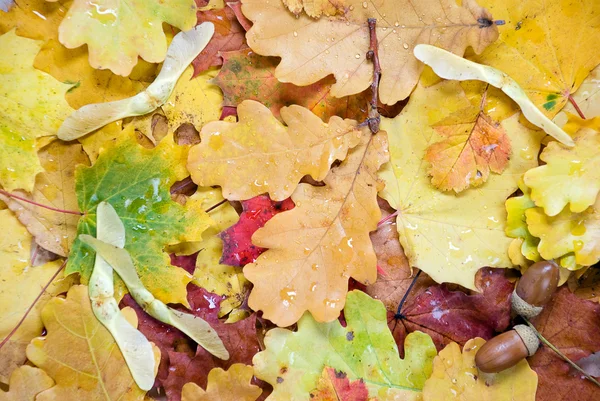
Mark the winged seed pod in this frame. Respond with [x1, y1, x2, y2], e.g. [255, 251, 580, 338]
[57, 22, 215, 141]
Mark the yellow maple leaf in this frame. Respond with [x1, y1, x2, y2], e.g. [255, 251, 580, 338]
[26, 285, 159, 401]
[282, 0, 345, 17]
[243, 0, 498, 105]
[187, 100, 364, 201]
[0, 141, 90, 256]
[422, 338, 537, 401]
[0, 210, 72, 384]
[426, 103, 511, 193]
[380, 79, 542, 290]
[0, 29, 73, 192]
[524, 125, 600, 216]
[48, 0, 197, 76]
[0, 366, 54, 401]
[470, 0, 600, 119]
[555, 64, 600, 125]
[244, 131, 388, 326]
[181, 364, 262, 401]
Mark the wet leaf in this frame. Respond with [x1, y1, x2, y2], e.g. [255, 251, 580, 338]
[309, 367, 372, 401]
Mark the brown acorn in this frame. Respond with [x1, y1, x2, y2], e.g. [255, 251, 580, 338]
[475, 325, 540, 373]
[511, 260, 560, 319]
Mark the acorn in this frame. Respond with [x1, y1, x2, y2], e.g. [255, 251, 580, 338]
[511, 260, 560, 319]
[475, 324, 540, 373]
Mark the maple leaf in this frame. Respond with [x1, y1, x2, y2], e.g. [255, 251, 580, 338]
[0, 366, 54, 401]
[426, 103, 511, 193]
[422, 338, 537, 401]
[309, 367, 373, 401]
[0, 30, 73, 192]
[26, 285, 160, 401]
[524, 125, 600, 216]
[470, 0, 600, 118]
[529, 287, 600, 401]
[556, 64, 600, 123]
[0, 141, 90, 256]
[213, 49, 368, 122]
[242, 0, 498, 105]
[49, 0, 197, 76]
[379, 79, 543, 290]
[181, 364, 262, 401]
[187, 99, 364, 202]
[253, 290, 437, 400]
[0, 210, 72, 383]
[67, 127, 212, 305]
[219, 195, 294, 266]
[244, 131, 388, 325]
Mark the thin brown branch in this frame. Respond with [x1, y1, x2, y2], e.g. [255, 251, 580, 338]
[366, 18, 381, 134]
[205, 198, 228, 213]
[0, 189, 83, 215]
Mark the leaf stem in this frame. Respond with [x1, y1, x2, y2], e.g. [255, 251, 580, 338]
[568, 94, 586, 119]
[0, 189, 83, 215]
[378, 210, 398, 227]
[205, 198, 228, 213]
[523, 317, 600, 387]
[395, 270, 422, 319]
[366, 18, 381, 135]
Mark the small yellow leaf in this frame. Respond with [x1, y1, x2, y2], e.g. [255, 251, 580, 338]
[422, 338, 537, 401]
[0, 366, 54, 401]
[181, 364, 262, 401]
[187, 100, 363, 201]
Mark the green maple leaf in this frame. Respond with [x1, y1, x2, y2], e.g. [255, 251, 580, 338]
[253, 290, 437, 401]
[67, 126, 212, 305]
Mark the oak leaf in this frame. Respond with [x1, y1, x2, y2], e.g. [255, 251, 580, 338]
[242, 0, 498, 105]
[219, 195, 294, 266]
[379, 79, 542, 290]
[282, 0, 344, 18]
[68, 127, 212, 305]
[505, 180, 541, 265]
[470, 0, 600, 118]
[0, 30, 73, 192]
[213, 49, 368, 121]
[426, 104, 511, 193]
[0, 0, 65, 42]
[78, 121, 124, 163]
[309, 367, 372, 401]
[187, 99, 363, 201]
[422, 338, 537, 401]
[26, 285, 159, 401]
[0, 366, 54, 401]
[253, 290, 437, 400]
[244, 131, 388, 325]
[49, 0, 197, 76]
[181, 364, 262, 401]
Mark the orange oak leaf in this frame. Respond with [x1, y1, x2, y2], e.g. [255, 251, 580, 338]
[309, 367, 372, 401]
[181, 364, 262, 401]
[426, 104, 511, 193]
[244, 131, 389, 326]
[282, 0, 345, 18]
[0, 366, 54, 401]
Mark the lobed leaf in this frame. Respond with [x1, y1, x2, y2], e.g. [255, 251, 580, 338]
[181, 364, 262, 401]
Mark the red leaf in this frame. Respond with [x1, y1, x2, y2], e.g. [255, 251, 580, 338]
[309, 367, 370, 401]
[219, 194, 294, 266]
[227, 1, 252, 31]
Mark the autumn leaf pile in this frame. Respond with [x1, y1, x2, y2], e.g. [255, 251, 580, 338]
[1, 0, 600, 400]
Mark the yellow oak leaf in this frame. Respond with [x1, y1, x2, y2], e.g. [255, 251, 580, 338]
[0, 210, 72, 384]
[379, 79, 542, 290]
[422, 338, 537, 401]
[526, 196, 600, 267]
[524, 126, 600, 216]
[0, 29, 73, 192]
[505, 180, 541, 264]
[0, 0, 66, 42]
[0, 366, 54, 401]
[26, 285, 159, 401]
[426, 103, 511, 193]
[0, 141, 90, 256]
[244, 131, 388, 326]
[282, 0, 345, 17]
[242, 0, 498, 105]
[187, 100, 364, 201]
[181, 364, 262, 401]
[470, 0, 600, 119]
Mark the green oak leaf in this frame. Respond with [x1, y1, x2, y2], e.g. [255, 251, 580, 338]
[253, 290, 437, 401]
[67, 126, 212, 305]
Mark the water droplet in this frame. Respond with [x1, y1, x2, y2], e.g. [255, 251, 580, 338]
[403, 43, 409, 49]
[355, 54, 361, 59]
[293, 31, 298, 37]
[362, 1, 368, 8]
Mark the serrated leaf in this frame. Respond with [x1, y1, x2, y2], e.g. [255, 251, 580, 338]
[309, 367, 372, 401]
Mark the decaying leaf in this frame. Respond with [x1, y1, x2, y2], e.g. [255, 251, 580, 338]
[0, 29, 73, 192]
[426, 103, 511, 193]
[380, 79, 542, 290]
[50, 0, 197, 76]
[243, 0, 499, 105]
[253, 290, 437, 400]
[26, 285, 159, 401]
[181, 364, 262, 401]
[244, 131, 388, 326]
[187, 100, 363, 201]
[422, 338, 537, 401]
[309, 367, 372, 401]
[0, 366, 54, 401]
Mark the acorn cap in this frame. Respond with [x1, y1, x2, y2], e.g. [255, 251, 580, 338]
[511, 289, 543, 319]
[513, 324, 540, 356]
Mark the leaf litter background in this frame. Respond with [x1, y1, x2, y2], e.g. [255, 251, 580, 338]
[0, 0, 600, 400]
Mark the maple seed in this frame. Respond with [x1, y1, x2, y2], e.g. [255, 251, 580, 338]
[475, 324, 539, 373]
[511, 260, 559, 318]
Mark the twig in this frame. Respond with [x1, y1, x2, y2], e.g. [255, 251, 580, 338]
[395, 270, 422, 319]
[568, 94, 586, 120]
[0, 189, 83, 215]
[523, 318, 600, 388]
[366, 18, 381, 135]
[205, 198, 228, 213]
